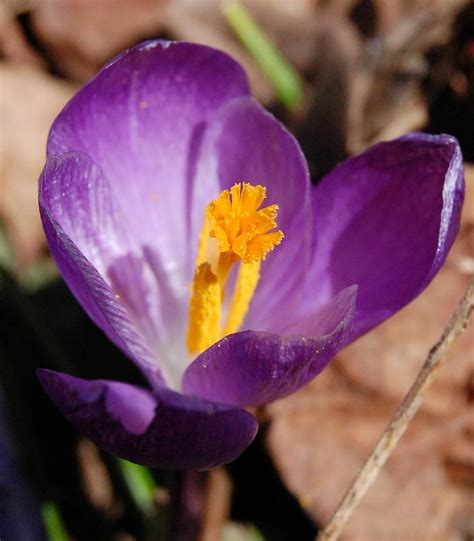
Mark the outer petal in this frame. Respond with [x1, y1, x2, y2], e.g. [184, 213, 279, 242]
[39, 151, 191, 388]
[39, 152, 167, 388]
[37, 370, 258, 471]
[47, 40, 250, 287]
[191, 96, 312, 331]
[182, 286, 356, 407]
[301, 133, 464, 340]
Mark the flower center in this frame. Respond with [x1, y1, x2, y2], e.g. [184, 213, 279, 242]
[186, 183, 284, 354]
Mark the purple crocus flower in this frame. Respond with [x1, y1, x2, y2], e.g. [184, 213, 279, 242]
[37, 41, 464, 470]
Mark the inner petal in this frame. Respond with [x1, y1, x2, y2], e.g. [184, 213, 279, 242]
[189, 96, 312, 333]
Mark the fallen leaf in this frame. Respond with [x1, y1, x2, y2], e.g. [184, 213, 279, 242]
[347, 1, 468, 152]
[0, 1, 45, 67]
[0, 63, 76, 268]
[30, 0, 169, 81]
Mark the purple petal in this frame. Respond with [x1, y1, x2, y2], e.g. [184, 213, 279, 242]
[191, 96, 312, 331]
[47, 41, 250, 287]
[182, 286, 356, 407]
[37, 370, 258, 471]
[40, 156, 163, 385]
[39, 151, 191, 388]
[301, 133, 464, 340]
[40, 210, 165, 389]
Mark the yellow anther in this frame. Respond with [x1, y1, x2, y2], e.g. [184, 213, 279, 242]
[187, 183, 283, 354]
[206, 183, 284, 263]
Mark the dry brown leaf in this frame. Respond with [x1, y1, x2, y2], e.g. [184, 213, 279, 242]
[0, 1, 45, 67]
[347, 1, 468, 152]
[30, 0, 169, 81]
[267, 169, 474, 539]
[372, 0, 468, 34]
[0, 63, 75, 268]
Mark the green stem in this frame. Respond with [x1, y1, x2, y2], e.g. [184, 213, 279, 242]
[42, 501, 69, 541]
[223, 1, 303, 110]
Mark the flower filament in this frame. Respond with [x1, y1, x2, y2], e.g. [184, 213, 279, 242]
[187, 183, 284, 354]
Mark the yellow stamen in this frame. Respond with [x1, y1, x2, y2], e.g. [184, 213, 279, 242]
[186, 263, 221, 354]
[223, 260, 261, 336]
[187, 183, 283, 354]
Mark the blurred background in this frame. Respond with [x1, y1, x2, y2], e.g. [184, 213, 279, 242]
[1, 0, 473, 539]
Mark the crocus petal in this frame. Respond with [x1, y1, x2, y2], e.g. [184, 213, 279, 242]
[47, 41, 250, 288]
[301, 133, 464, 340]
[39, 151, 190, 388]
[40, 211, 165, 389]
[37, 370, 258, 471]
[182, 286, 356, 408]
[191, 96, 312, 331]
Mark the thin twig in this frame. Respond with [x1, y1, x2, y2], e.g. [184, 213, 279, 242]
[316, 277, 474, 541]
